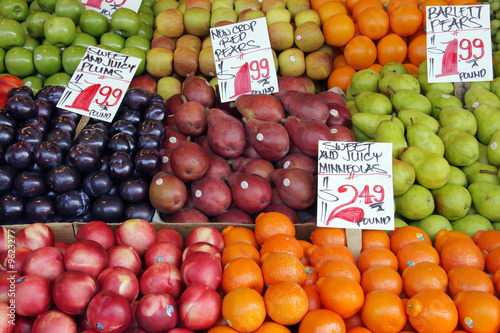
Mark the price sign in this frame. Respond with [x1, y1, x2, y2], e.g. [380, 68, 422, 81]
[210, 17, 278, 103]
[81, 0, 141, 19]
[56, 46, 141, 123]
[316, 141, 394, 230]
[426, 5, 493, 83]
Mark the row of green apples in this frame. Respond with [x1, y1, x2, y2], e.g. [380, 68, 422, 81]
[343, 61, 500, 242]
[0, 0, 157, 93]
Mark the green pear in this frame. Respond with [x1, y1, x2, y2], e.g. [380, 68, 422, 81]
[406, 122, 445, 156]
[417, 74, 454, 95]
[468, 181, 500, 221]
[431, 184, 471, 221]
[375, 114, 407, 158]
[437, 105, 477, 136]
[392, 158, 415, 196]
[379, 61, 408, 78]
[472, 103, 500, 145]
[415, 214, 453, 243]
[345, 100, 358, 116]
[399, 146, 451, 189]
[426, 89, 463, 119]
[469, 81, 491, 91]
[464, 87, 500, 109]
[345, 85, 355, 102]
[397, 109, 440, 133]
[490, 76, 500, 99]
[351, 126, 371, 142]
[462, 161, 500, 185]
[390, 89, 432, 115]
[478, 142, 490, 164]
[451, 214, 494, 238]
[352, 113, 405, 139]
[446, 166, 468, 187]
[438, 126, 479, 167]
[378, 73, 420, 96]
[394, 184, 435, 221]
[386, 217, 409, 234]
[487, 129, 500, 166]
[350, 68, 380, 95]
[418, 60, 427, 75]
[354, 91, 392, 115]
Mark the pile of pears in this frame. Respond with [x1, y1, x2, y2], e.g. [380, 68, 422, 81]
[344, 61, 500, 241]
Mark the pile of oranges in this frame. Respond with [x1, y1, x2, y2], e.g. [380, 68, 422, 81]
[208, 212, 500, 333]
[323, 0, 480, 91]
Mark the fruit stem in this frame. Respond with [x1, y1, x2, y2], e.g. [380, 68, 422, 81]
[479, 170, 498, 174]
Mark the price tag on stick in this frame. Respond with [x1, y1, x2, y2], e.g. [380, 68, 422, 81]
[57, 46, 141, 124]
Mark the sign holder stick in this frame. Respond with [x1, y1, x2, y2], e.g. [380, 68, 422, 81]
[346, 228, 362, 262]
[74, 116, 90, 140]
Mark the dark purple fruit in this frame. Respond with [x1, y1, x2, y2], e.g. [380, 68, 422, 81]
[117, 107, 141, 126]
[134, 148, 161, 177]
[0, 165, 17, 195]
[45, 129, 72, 153]
[108, 151, 134, 183]
[137, 119, 165, 142]
[46, 164, 80, 193]
[57, 109, 81, 125]
[0, 109, 18, 128]
[8, 86, 34, 99]
[34, 141, 63, 170]
[67, 143, 101, 174]
[13, 170, 46, 198]
[45, 86, 65, 108]
[6, 95, 37, 122]
[82, 171, 113, 198]
[4, 141, 33, 170]
[110, 119, 136, 137]
[16, 125, 44, 147]
[25, 195, 55, 223]
[55, 189, 90, 219]
[91, 193, 124, 222]
[84, 122, 109, 134]
[78, 128, 108, 155]
[34, 85, 52, 101]
[0, 125, 15, 148]
[34, 99, 54, 121]
[123, 88, 150, 111]
[52, 115, 76, 137]
[123, 202, 155, 221]
[0, 193, 24, 223]
[118, 177, 149, 203]
[107, 133, 136, 154]
[149, 93, 164, 104]
[143, 103, 166, 122]
[137, 134, 161, 150]
[23, 117, 49, 135]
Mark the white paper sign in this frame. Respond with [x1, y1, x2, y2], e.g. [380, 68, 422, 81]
[426, 5, 493, 83]
[56, 46, 141, 122]
[209, 17, 278, 103]
[316, 141, 394, 230]
[81, 0, 141, 19]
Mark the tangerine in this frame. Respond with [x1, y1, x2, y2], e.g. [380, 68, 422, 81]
[222, 287, 266, 333]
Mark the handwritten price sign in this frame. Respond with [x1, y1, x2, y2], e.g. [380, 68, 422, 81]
[81, 0, 141, 19]
[210, 17, 278, 103]
[426, 5, 493, 83]
[316, 141, 394, 230]
[56, 46, 141, 122]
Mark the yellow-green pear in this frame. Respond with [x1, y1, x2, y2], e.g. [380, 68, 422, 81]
[393, 158, 415, 196]
[487, 129, 500, 166]
[468, 181, 500, 222]
[395, 184, 435, 221]
[451, 214, 494, 238]
[397, 109, 440, 133]
[431, 184, 471, 221]
[354, 91, 392, 115]
[461, 162, 500, 185]
[375, 114, 407, 158]
[438, 105, 477, 136]
[399, 146, 451, 189]
[446, 166, 468, 187]
[438, 126, 479, 167]
[406, 122, 445, 156]
[415, 214, 453, 243]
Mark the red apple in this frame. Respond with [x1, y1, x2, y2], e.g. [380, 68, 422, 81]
[156, 229, 184, 252]
[13, 275, 51, 317]
[185, 226, 224, 253]
[0, 246, 30, 273]
[0, 272, 20, 303]
[136, 293, 179, 332]
[32, 311, 77, 333]
[180, 251, 222, 291]
[182, 242, 221, 262]
[107, 245, 142, 276]
[87, 291, 132, 333]
[140, 262, 183, 299]
[15, 223, 54, 250]
[329, 125, 356, 142]
[75, 221, 116, 251]
[130, 75, 157, 94]
[54, 241, 70, 255]
[149, 172, 187, 215]
[22, 246, 65, 283]
[178, 284, 222, 330]
[115, 219, 157, 256]
[144, 242, 182, 269]
[151, 36, 176, 51]
[97, 267, 140, 303]
[64, 240, 108, 277]
[52, 270, 98, 315]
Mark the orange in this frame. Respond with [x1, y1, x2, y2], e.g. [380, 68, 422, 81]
[317, 258, 361, 283]
[303, 265, 319, 286]
[401, 261, 448, 298]
[318, 1, 348, 26]
[440, 237, 485, 273]
[473, 229, 500, 254]
[221, 225, 259, 249]
[344, 311, 365, 330]
[368, 63, 383, 72]
[357, 246, 398, 274]
[362, 229, 390, 251]
[351, 0, 384, 21]
[389, 225, 432, 254]
[310, 227, 346, 247]
[311, 0, 342, 11]
[208, 327, 239, 333]
[327, 65, 357, 92]
[323, 13, 355, 47]
[343, 35, 377, 70]
[298, 239, 313, 254]
[357, 7, 389, 40]
[254, 212, 295, 246]
[260, 234, 304, 260]
[485, 246, 500, 274]
[389, 5, 423, 37]
[407, 34, 427, 67]
[222, 257, 265, 294]
[252, 322, 291, 333]
[346, 328, 372, 333]
[406, 290, 458, 333]
[493, 270, 500, 294]
[385, 0, 418, 16]
[264, 281, 309, 326]
[316, 276, 364, 318]
[303, 284, 323, 312]
[447, 266, 495, 298]
[222, 242, 261, 267]
[360, 265, 403, 295]
[222, 287, 266, 332]
[454, 291, 500, 333]
[420, 0, 447, 25]
[376, 33, 408, 65]
[361, 290, 407, 333]
[261, 252, 306, 286]
[298, 308, 346, 333]
[403, 62, 419, 74]
[346, 0, 361, 13]
[332, 54, 349, 69]
[396, 241, 440, 273]
[434, 229, 474, 255]
[406, 24, 426, 44]
[307, 244, 356, 268]
[448, 0, 479, 4]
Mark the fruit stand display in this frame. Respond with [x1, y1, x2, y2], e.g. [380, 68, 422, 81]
[1, 0, 500, 331]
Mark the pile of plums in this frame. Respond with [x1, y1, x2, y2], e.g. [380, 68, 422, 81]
[0, 86, 165, 224]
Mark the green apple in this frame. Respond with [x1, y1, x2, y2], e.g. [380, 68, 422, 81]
[33, 44, 61, 76]
[110, 8, 139, 38]
[120, 46, 145, 76]
[43, 71, 70, 87]
[138, 10, 154, 27]
[125, 35, 150, 53]
[22, 75, 43, 94]
[37, 0, 57, 13]
[0, 48, 5, 73]
[0, 18, 25, 49]
[137, 21, 153, 41]
[0, 0, 29, 22]
[71, 31, 97, 48]
[62, 45, 85, 75]
[54, 0, 85, 25]
[5, 46, 35, 77]
[100, 32, 125, 52]
[25, 11, 51, 39]
[44, 16, 75, 47]
[141, 0, 155, 9]
[29, 0, 41, 11]
[95, 44, 115, 51]
[22, 36, 40, 52]
[79, 9, 109, 38]
[139, 3, 154, 16]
